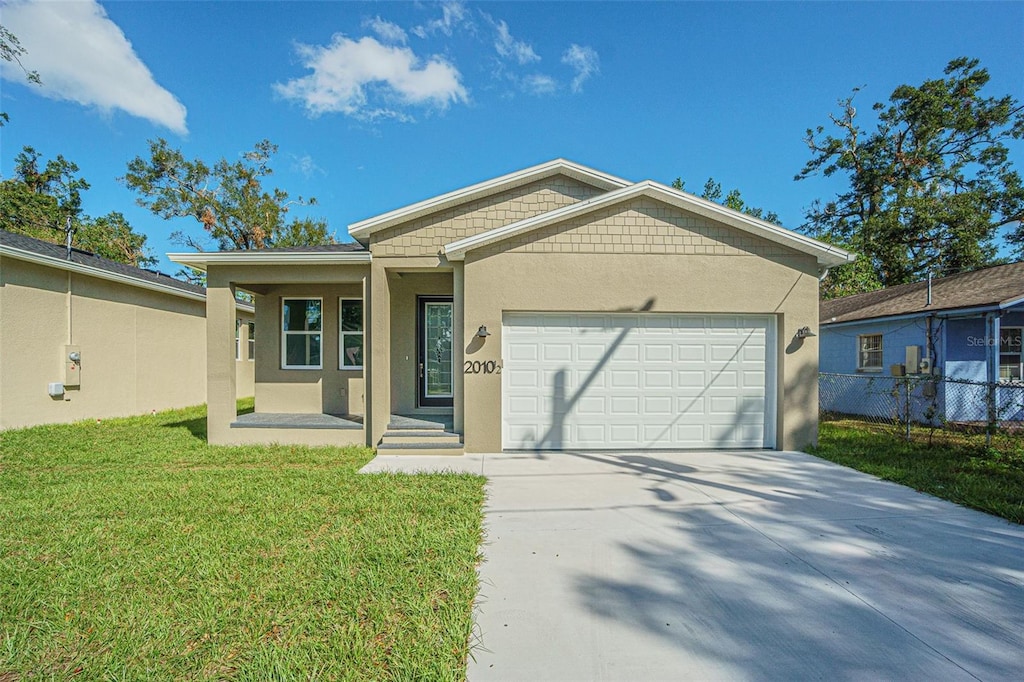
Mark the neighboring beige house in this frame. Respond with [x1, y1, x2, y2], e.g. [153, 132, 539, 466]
[171, 159, 854, 454]
[0, 229, 254, 430]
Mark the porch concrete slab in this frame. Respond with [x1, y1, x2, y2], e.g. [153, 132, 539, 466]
[468, 449, 1024, 681]
[230, 412, 362, 429]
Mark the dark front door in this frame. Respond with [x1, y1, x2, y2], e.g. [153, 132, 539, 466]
[417, 296, 454, 407]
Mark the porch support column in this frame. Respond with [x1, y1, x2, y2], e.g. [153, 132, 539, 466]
[368, 260, 391, 447]
[453, 261, 465, 434]
[206, 269, 237, 445]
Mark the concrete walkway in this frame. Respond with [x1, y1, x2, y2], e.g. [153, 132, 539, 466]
[361, 450, 1024, 681]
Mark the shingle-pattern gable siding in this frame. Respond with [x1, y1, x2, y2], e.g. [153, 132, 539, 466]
[472, 198, 795, 258]
[370, 175, 603, 256]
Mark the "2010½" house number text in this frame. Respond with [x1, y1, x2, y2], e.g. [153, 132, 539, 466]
[464, 360, 501, 375]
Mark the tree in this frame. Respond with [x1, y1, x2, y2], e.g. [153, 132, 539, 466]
[122, 139, 335, 251]
[671, 176, 781, 225]
[0, 146, 155, 267]
[1, 25, 41, 126]
[797, 57, 1024, 297]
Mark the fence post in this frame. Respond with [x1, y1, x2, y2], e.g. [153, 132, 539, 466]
[986, 381, 996, 449]
[904, 378, 911, 441]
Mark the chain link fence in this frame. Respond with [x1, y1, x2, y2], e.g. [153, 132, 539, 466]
[819, 372, 1024, 454]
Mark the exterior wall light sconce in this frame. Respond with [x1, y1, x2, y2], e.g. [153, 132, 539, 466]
[796, 326, 816, 339]
[477, 325, 491, 338]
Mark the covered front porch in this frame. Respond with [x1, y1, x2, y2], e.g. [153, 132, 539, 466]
[173, 248, 466, 453]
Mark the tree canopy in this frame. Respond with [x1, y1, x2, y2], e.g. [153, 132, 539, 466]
[122, 139, 335, 251]
[0, 146, 154, 267]
[798, 57, 1024, 298]
[671, 176, 781, 225]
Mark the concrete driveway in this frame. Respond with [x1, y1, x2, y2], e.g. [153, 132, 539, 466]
[363, 450, 1024, 681]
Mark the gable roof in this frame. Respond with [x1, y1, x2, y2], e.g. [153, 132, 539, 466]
[0, 229, 209, 302]
[347, 158, 630, 239]
[821, 261, 1024, 325]
[442, 180, 855, 268]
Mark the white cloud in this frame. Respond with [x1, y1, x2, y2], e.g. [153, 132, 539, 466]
[494, 20, 539, 65]
[0, 0, 187, 134]
[561, 44, 600, 93]
[274, 35, 467, 121]
[363, 16, 407, 45]
[521, 74, 557, 95]
[291, 154, 325, 179]
[411, 1, 471, 38]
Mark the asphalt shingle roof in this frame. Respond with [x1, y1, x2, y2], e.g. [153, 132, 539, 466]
[0, 229, 206, 297]
[820, 261, 1024, 325]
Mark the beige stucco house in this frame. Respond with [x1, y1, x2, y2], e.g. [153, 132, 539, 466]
[171, 160, 853, 454]
[0, 229, 254, 430]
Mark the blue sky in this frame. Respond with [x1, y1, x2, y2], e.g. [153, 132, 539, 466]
[2, 1, 1022, 275]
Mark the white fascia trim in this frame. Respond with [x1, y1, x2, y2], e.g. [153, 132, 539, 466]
[1, 244, 207, 303]
[168, 251, 372, 272]
[443, 180, 857, 267]
[999, 294, 1024, 310]
[347, 158, 631, 238]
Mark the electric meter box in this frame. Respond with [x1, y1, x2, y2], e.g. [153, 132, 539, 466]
[64, 345, 81, 388]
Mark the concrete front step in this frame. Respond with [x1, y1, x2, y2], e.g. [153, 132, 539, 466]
[376, 442, 465, 456]
[388, 414, 453, 431]
[382, 430, 462, 445]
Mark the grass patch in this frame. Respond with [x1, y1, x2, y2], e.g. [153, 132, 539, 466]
[0, 400, 486, 679]
[809, 419, 1024, 524]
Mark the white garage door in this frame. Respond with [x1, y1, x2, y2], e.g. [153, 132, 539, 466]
[502, 313, 776, 450]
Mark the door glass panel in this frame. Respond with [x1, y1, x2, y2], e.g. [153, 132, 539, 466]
[424, 302, 453, 397]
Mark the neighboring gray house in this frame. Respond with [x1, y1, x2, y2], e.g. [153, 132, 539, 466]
[819, 262, 1024, 423]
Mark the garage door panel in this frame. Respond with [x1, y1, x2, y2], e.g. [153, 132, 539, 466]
[508, 396, 540, 415]
[609, 370, 640, 388]
[507, 342, 539, 361]
[507, 369, 540, 388]
[644, 396, 673, 415]
[710, 344, 744, 362]
[572, 369, 605, 388]
[543, 344, 572, 362]
[708, 371, 738, 388]
[643, 370, 673, 389]
[576, 343, 606, 362]
[710, 396, 738, 414]
[676, 370, 706, 387]
[676, 345, 706, 362]
[610, 396, 640, 415]
[576, 396, 606, 414]
[643, 344, 674, 362]
[502, 313, 775, 450]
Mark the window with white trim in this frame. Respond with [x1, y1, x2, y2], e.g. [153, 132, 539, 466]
[281, 298, 322, 369]
[247, 321, 255, 362]
[339, 299, 363, 369]
[858, 334, 883, 371]
[235, 319, 242, 360]
[999, 327, 1022, 382]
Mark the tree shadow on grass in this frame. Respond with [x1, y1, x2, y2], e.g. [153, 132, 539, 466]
[162, 404, 253, 442]
[163, 415, 208, 441]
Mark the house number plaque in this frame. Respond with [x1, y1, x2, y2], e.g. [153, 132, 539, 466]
[464, 360, 501, 375]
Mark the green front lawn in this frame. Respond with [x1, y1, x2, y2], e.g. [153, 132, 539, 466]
[810, 419, 1024, 524]
[0, 401, 486, 679]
